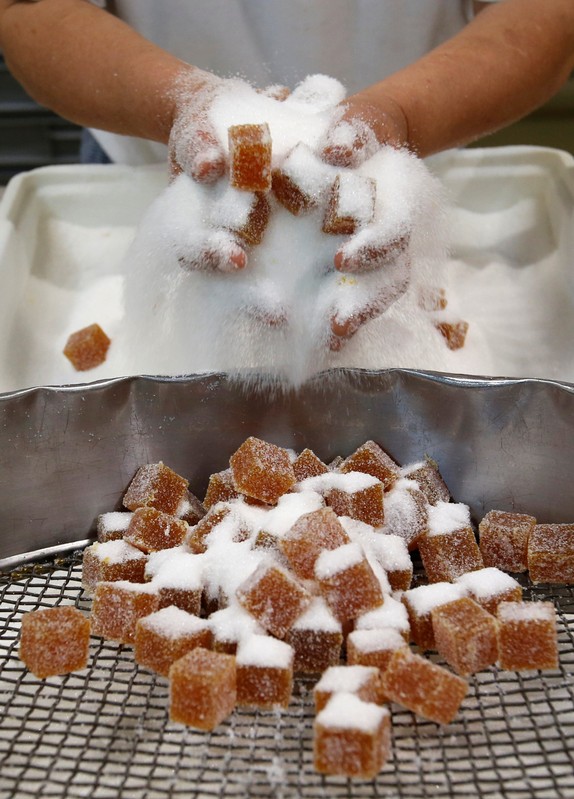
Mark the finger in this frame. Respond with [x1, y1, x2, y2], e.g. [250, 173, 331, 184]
[188, 129, 226, 184]
[334, 233, 410, 274]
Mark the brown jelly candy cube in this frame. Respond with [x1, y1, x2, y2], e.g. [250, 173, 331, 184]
[209, 605, 264, 655]
[431, 596, 498, 676]
[355, 595, 411, 642]
[340, 440, 400, 491]
[96, 511, 133, 542]
[82, 540, 147, 594]
[280, 507, 350, 580]
[434, 319, 469, 350]
[419, 502, 483, 582]
[313, 665, 385, 712]
[479, 510, 536, 573]
[284, 597, 343, 673]
[382, 648, 468, 725]
[149, 551, 204, 615]
[271, 142, 329, 215]
[185, 506, 232, 554]
[91, 580, 159, 644]
[528, 523, 574, 584]
[236, 634, 294, 708]
[402, 582, 467, 650]
[314, 693, 391, 779]
[124, 507, 188, 553]
[497, 601, 558, 670]
[315, 542, 384, 622]
[228, 123, 272, 192]
[322, 173, 376, 235]
[134, 606, 212, 677]
[19, 606, 90, 679]
[236, 560, 312, 638]
[382, 480, 429, 551]
[293, 448, 329, 481]
[347, 627, 408, 675]
[169, 647, 236, 729]
[455, 567, 522, 615]
[176, 490, 206, 525]
[203, 469, 240, 509]
[123, 462, 189, 516]
[230, 436, 296, 505]
[213, 188, 271, 246]
[367, 533, 413, 591]
[402, 458, 450, 506]
[63, 323, 111, 371]
[325, 474, 385, 527]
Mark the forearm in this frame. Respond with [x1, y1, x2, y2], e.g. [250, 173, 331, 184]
[364, 0, 574, 157]
[0, 0, 203, 144]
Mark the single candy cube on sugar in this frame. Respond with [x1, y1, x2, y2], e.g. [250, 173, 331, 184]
[280, 507, 350, 580]
[236, 560, 312, 638]
[63, 323, 111, 371]
[176, 490, 206, 526]
[82, 540, 148, 594]
[134, 606, 213, 677]
[366, 533, 413, 591]
[123, 462, 189, 516]
[528, 523, 574, 584]
[380, 479, 429, 551]
[402, 582, 467, 650]
[347, 627, 409, 677]
[236, 634, 294, 708]
[431, 596, 498, 676]
[325, 473, 385, 527]
[340, 440, 401, 492]
[313, 665, 385, 712]
[402, 458, 450, 506]
[314, 693, 392, 779]
[203, 469, 239, 509]
[228, 123, 272, 192]
[455, 567, 522, 615]
[169, 647, 236, 730]
[381, 648, 468, 725]
[322, 173, 376, 236]
[497, 601, 558, 670]
[91, 580, 159, 644]
[19, 605, 90, 679]
[254, 490, 325, 551]
[284, 597, 343, 673]
[124, 507, 189, 553]
[478, 510, 536, 573]
[355, 595, 411, 642]
[96, 511, 133, 542]
[209, 604, 265, 655]
[418, 501, 483, 583]
[434, 319, 469, 351]
[293, 448, 329, 482]
[210, 186, 271, 246]
[271, 142, 332, 215]
[315, 542, 384, 622]
[148, 551, 204, 615]
[230, 436, 296, 505]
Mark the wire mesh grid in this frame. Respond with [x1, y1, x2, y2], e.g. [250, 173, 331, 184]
[1, 552, 573, 799]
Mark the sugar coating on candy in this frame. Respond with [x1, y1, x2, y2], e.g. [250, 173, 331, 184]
[256, 490, 325, 550]
[63, 323, 111, 371]
[338, 517, 392, 595]
[148, 550, 204, 614]
[366, 533, 413, 591]
[230, 437, 296, 505]
[209, 605, 265, 654]
[123, 462, 189, 516]
[175, 490, 206, 525]
[381, 648, 468, 725]
[285, 597, 343, 673]
[272, 142, 333, 214]
[91, 580, 159, 644]
[134, 606, 213, 677]
[236, 634, 294, 708]
[323, 173, 376, 235]
[314, 693, 391, 779]
[96, 511, 133, 542]
[455, 567, 522, 615]
[19, 606, 90, 679]
[402, 458, 451, 506]
[124, 507, 189, 553]
[204, 469, 239, 509]
[339, 441, 400, 491]
[280, 507, 350, 579]
[326, 478, 385, 527]
[210, 186, 270, 246]
[169, 647, 236, 730]
[434, 319, 469, 350]
[347, 627, 408, 674]
[82, 540, 147, 594]
[315, 543, 384, 621]
[228, 123, 272, 192]
[314, 665, 384, 712]
[528, 523, 574, 584]
[420, 501, 483, 582]
[380, 479, 428, 550]
[402, 582, 467, 650]
[293, 448, 329, 481]
[355, 595, 411, 641]
[479, 510, 536, 573]
[497, 601, 558, 670]
[431, 596, 498, 676]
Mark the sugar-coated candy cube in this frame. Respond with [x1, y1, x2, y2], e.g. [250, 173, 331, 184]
[236, 560, 312, 638]
[91, 580, 159, 644]
[185, 505, 246, 554]
[402, 582, 467, 650]
[255, 490, 325, 550]
[169, 647, 236, 729]
[284, 597, 343, 673]
[82, 540, 147, 594]
[497, 601, 558, 670]
[347, 627, 408, 674]
[382, 648, 468, 725]
[123, 462, 189, 516]
[203, 469, 239, 509]
[434, 319, 469, 350]
[314, 693, 391, 779]
[478, 510, 536, 573]
[271, 142, 331, 215]
[325, 473, 385, 527]
[528, 523, 574, 584]
[402, 458, 450, 506]
[96, 511, 133, 542]
[19, 605, 90, 679]
[455, 567, 522, 615]
[228, 123, 272, 192]
[313, 665, 385, 712]
[367, 533, 413, 591]
[340, 440, 400, 491]
[280, 507, 350, 580]
[175, 490, 206, 525]
[63, 323, 111, 371]
[148, 551, 204, 615]
[315, 542, 384, 622]
[322, 173, 376, 235]
[418, 501, 483, 583]
[431, 597, 498, 676]
[124, 507, 188, 553]
[355, 595, 411, 642]
[134, 606, 213, 677]
[209, 605, 265, 655]
[381, 480, 429, 551]
[236, 634, 294, 708]
[293, 448, 329, 481]
[211, 186, 271, 246]
[230, 436, 296, 505]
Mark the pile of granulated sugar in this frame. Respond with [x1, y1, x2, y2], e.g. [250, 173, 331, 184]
[117, 74, 461, 387]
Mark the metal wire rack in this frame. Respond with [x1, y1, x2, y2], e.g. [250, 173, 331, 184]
[1, 552, 573, 799]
